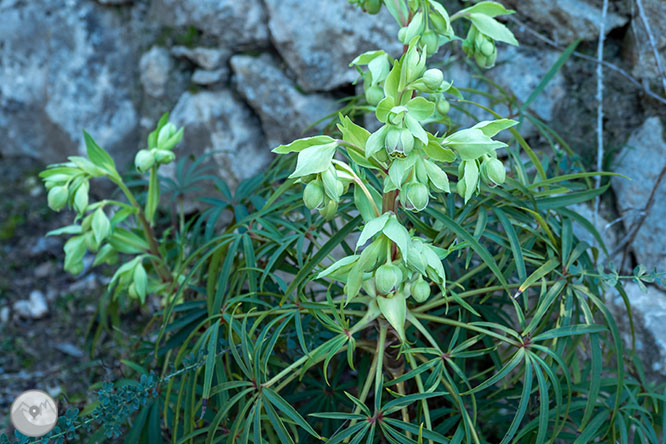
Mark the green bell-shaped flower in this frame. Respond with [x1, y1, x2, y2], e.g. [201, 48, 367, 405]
[456, 179, 467, 199]
[481, 157, 506, 187]
[363, 0, 381, 14]
[422, 68, 444, 90]
[436, 97, 450, 115]
[47, 185, 69, 212]
[411, 276, 431, 303]
[153, 149, 176, 164]
[135, 149, 155, 173]
[365, 85, 384, 106]
[375, 262, 403, 295]
[385, 127, 414, 158]
[157, 123, 177, 145]
[403, 181, 429, 212]
[463, 25, 498, 69]
[319, 198, 338, 220]
[304, 180, 325, 210]
[421, 30, 439, 56]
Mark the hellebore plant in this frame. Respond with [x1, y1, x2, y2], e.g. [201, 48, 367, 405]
[273, 0, 520, 341]
[40, 114, 184, 304]
[32, 1, 666, 443]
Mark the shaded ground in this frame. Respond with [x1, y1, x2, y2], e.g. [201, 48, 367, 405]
[0, 155, 148, 439]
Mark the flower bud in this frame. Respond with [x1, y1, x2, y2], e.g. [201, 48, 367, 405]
[385, 128, 414, 158]
[480, 38, 495, 57]
[375, 263, 403, 295]
[47, 185, 68, 212]
[422, 68, 444, 90]
[421, 30, 439, 56]
[303, 180, 325, 210]
[481, 158, 506, 186]
[398, 27, 408, 44]
[319, 199, 338, 220]
[365, 85, 384, 106]
[429, 14, 451, 36]
[321, 166, 342, 201]
[154, 149, 175, 164]
[135, 149, 155, 173]
[403, 182, 429, 212]
[73, 181, 89, 214]
[362, 0, 381, 14]
[404, 46, 424, 84]
[157, 122, 177, 147]
[436, 98, 450, 115]
[411, 276, 431, 303]
[84, 231, 100, 253]
[128, 282, 137, 299]
[456, 180, 466, 199]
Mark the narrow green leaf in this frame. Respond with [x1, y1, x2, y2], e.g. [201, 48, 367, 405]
[499, 357, 532, 444]
[263, 388, 320, 438]
[494, 207, 526, 282]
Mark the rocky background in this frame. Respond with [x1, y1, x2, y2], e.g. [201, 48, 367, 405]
[1, 0, 666, 416]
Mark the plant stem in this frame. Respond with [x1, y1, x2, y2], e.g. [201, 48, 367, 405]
[375, 322, 389, 414]
[117, 180, 173, 284]
[405, 353, 434, 444]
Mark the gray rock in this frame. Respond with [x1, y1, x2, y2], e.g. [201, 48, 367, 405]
[490, 46, 566, 123]
[504, 0, 628, 44]
[34, 261, 55, 279]
[29, 237, 61, 257]
[69, 274, 99, 292]
[153, 0, 269, 47]
[97, 0, 133, 4]
[611, 283, 666, 378]
[0, 0, 139, 163]
[192, 68, 228, 86]
[171, 46, 229, 71]
[0, 306, 9, 324]
[168, 90, 270, 190]
[54, 342, 84, 358]
[231, 53, 339, 148]
[612, 117, 666, 272]
[264, 0, 402, 91]
[13, 290, 48, 319]
[627, 0, 666, 80]
[140, 47, 171, 98]
[446, 45, 566, 138]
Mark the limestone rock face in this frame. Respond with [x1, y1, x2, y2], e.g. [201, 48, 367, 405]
[231, 53, 339, 148]
[612, 117, 666, 273]
[504, 0, 629, 44]
[611, 283, 666, 379]
[0, 0, 140, 163]
[168, 90, 270, 190]
[140, 47, 171, 98]
[263, 0, 402, 91]
[627, 0, 666, 80]
[445, 45, 566, 138]
[153, 0, 269, 47]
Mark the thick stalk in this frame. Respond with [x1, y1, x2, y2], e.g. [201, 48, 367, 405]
[374, 322, 389, 414]
[117, 180, 173, 284]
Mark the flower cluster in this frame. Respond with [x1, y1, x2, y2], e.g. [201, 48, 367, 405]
[39, 114, 183, 302]
[274, 0, 519, 338]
